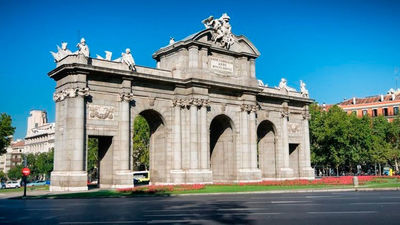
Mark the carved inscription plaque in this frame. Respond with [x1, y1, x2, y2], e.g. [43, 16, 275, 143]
[210, 57, 233, 75]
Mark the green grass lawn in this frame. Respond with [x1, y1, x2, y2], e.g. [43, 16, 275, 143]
[0, 185, 49, 193]
[17, 176, 400, 199]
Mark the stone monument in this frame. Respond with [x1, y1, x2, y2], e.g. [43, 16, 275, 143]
[48, 15, 314, 191]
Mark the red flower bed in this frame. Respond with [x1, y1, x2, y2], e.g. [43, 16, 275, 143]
[239, 176, 386, 186]
[117, 184, 205, 193]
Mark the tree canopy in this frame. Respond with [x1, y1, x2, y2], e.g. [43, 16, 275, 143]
[0, 113, 15, 155]
[310, 104, 400, 175]
[132, 115, 150, 171]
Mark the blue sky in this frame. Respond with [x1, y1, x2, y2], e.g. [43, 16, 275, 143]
[1, 0, 399, 139]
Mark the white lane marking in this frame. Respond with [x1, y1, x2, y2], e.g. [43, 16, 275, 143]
[271, 201, 311, 204]
[145, 213, 201, 217]
[217, 208, 265, 211]
[305, 195, 333, 198]
[148, 220, 205, 224]
[60, 221, 146, 224]
[307, 211, 377, 214]
[351, 202, 400, 205]
[217, 212, 281, 216]
[25, 208, 64, 211]
[247, 202, 321, 206]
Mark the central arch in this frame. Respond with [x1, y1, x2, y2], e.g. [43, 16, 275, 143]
[210, 114, 235, 182]
[135, 109, 167, 184]
[257, 120, 276, 178]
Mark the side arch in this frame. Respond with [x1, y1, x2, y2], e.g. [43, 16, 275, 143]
[135, 109, 167, 183]
[209, 114, 236, 182]
[257, 120, 277, 179]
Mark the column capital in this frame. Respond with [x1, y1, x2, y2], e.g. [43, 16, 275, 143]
[173, 98, 209, 108]
[53, 87, 90, 102]
[119, 92, 134, 102]
[302, 112, 311, 120]
[241, 104, 259, 112]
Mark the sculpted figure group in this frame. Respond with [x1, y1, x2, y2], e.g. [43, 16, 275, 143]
[51, 38, 136, 71]
[202, 13, 235, 49]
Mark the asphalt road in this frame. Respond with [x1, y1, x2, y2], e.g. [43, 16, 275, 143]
[1, 191, 400, 224]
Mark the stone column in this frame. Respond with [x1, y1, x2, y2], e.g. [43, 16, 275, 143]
[300, 106, 315, 179]
[173, 101, 182, 170]
[249, 58, 256, 78]
[170, 99, 185, 183]
[249, 108, 257, 169]
[241, 109, 249, 169]
[200, 101, 208, 169]
[112, 91, 134, 189]
[190, 99, 199, 169]
[279, 102, 293, 178]
[50, 87, 89, 192]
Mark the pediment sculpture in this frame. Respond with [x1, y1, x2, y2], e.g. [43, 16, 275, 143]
[202, 13, 235, 49]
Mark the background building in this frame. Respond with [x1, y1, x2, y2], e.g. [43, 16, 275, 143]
[24, 110, 55, 154]
[0, 139, 24, 173]
[327, 88, 400, 121]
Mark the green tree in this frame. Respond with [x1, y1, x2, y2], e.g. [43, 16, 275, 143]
[0, 113, 15, 155]
[0, 171, 6, 181]
[87, 138, 98, 181]
[132, 115, 150, 171]
[7, 164, 23, 180]
[36, 149, 54, 180]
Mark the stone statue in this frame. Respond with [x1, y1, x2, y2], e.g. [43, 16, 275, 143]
[202, 13, 235, 49]
[50, 42, 73, 62]
[300, 80, 309, 97]
[96, 51, 112, 61]
[76, 38, 90, 57]
[169, 37, 175, 45]
[278, 78, 296, 92]
[121, 48, 136, 71]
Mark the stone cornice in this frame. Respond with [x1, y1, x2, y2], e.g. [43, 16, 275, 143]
[49, 63, 312, 105]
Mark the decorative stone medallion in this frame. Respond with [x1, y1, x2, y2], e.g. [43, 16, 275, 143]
[88, 105, 114, 120]
[288, 122, 301, 134]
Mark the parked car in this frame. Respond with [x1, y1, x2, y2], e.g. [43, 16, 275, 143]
[27, 180, 47, 187]
[133, 171, 150, 185]
[5, 181, 21, 189]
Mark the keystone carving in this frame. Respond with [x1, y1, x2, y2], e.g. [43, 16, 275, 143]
[53, 87, 90, 102]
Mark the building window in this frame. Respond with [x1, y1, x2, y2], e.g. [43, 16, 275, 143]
[372, 109, 378, 117]
[383, 108, 388, 116]
[362, 110, 368, 116]
[394, 107, 399, 115]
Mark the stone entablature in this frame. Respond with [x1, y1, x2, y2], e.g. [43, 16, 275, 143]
[48, 15, 314, 192]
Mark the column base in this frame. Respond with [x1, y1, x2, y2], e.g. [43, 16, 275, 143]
[300, 167, 315, 180]
[107, 170, 134, 189]
[168, 169, 213, 184]
[237, 169, 262, 182]
[277, 168, 294, 179]
[50, 171, 88, 192]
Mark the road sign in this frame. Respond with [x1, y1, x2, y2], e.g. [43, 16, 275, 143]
[22, 167, 30, 176]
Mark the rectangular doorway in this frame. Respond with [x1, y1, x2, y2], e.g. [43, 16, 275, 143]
[289, 143, 300, 177]
[87, 136, 113, 189]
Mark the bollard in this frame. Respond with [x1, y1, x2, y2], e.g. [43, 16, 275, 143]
[353, 176, 359, 187]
